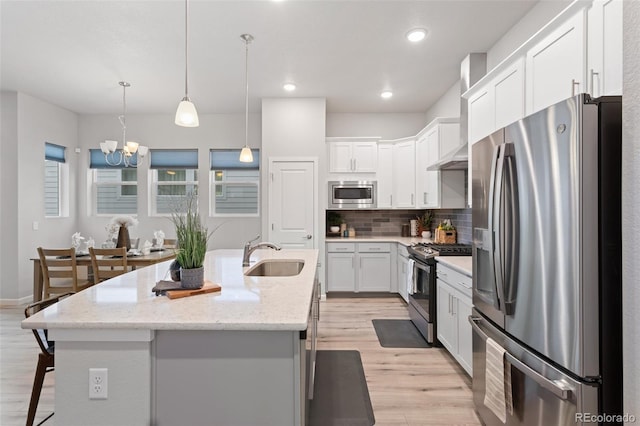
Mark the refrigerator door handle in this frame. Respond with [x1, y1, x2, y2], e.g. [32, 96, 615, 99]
[504, 353, 573, 401]
[469, 316, 573, 401]
[502, 142, 519, 315]
[490, 144, 506, 311]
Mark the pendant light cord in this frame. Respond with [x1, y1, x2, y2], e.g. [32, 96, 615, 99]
[119, 81, 129, 146]
[244, 37, 249, 148]
[184, 0, 189, 98]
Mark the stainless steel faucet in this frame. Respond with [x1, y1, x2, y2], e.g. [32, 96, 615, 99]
[242, 235, 282, 266]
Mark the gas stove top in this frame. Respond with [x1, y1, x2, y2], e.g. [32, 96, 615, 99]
[408, 243, 472, 261]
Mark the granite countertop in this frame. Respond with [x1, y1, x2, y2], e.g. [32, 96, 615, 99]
[326, 236, 432, 246]
[22, 249, 318, 332]
[436, 256, 473, 277]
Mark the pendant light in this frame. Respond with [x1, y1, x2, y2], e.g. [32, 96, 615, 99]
[239, 34, 254, 163]
[175, 0, 199, 127]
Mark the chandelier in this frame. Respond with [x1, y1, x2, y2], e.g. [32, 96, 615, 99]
[100, 81, 148, 167]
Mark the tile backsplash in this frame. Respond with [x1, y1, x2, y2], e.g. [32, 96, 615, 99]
[327, 208, 472, 243]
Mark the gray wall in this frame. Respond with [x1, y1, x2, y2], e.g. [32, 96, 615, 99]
[0, 92, 79, 302]
[326, 113, 426, 139]
[0, 92, 19, 300]
[623, 0, 640, 417]
[424, 82, 461, 124]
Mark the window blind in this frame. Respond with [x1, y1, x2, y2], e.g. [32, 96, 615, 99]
[210, 149, 259, 170]
[150, 149, 198, 169]
[44, 142, 66, 163]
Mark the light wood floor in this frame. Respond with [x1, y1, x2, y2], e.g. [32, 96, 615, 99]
[0, 297, 480, 425]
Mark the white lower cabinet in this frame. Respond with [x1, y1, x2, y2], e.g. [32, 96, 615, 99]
[436, 263, 472, 376]
[326, 242, 391, 292]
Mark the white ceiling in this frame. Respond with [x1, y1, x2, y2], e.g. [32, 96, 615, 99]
[1, 0, 538, 115]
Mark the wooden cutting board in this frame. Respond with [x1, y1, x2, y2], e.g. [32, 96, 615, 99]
[166, 281, 222, 299]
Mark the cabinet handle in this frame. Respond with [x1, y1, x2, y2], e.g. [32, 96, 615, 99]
[424, 192, 427, 204]
[390, 194, 393, 205]
[354, 158, 357, 171]
[590, 69, 600, 97]
[571, 79, 580, 97]
[411, 193, 414, 205]
[452, 297, 456, 316]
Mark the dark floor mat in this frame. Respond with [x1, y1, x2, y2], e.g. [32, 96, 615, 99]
[309, 350, 375, 426]
[372, 319, 431, 348]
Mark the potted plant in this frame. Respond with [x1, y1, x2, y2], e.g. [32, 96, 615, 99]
[327, 211, 343, 234]
[171, 196, 210, 289]
[416, 210, 433, 238]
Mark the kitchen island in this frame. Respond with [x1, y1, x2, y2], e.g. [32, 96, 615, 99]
[22, 248, 319, 426]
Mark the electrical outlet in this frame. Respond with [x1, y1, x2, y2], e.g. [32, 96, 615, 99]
[89, 368, 108, 400]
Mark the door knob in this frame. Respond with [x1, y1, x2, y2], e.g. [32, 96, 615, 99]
[304, 235, 313, 240]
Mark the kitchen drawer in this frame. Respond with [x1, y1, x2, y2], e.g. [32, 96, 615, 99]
[357, 243, 391, 253]
[437, 263, 472, 295]
[327, 243, 356, 253]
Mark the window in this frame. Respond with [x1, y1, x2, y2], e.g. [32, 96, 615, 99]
[150, 149, 198, 215]
[209, 149, 260, 217]
[44, 142, 67, 217]
[89, 149, 138, 215]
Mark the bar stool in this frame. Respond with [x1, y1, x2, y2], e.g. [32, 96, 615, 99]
[24, 292, 74, 426]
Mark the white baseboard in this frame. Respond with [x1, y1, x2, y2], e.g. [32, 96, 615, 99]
[0, 294, 33, 307]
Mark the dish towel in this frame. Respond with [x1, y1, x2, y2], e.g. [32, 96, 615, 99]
[484, 337, 507, 423]
[406, 259, 415, 295]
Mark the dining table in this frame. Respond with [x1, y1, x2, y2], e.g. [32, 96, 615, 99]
[31, 249, 176, 302]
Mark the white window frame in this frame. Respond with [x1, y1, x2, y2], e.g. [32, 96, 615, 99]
[44, 160, 69, 218]
[209, 169, 260, 218]
[149, 169, 199, 217]
[89, 169, 139, 217]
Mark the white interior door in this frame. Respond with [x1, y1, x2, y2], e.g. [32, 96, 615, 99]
[268, 160, 316, 249]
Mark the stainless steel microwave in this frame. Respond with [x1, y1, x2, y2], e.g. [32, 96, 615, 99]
[328, 181, 377, 209]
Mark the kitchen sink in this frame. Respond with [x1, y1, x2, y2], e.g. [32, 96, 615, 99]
[244, 259, 305, 277]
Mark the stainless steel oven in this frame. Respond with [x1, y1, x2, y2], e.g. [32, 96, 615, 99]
[328, 181, 376, 209]
[407, 243, 472, 345]
[408, 256, 437, 344]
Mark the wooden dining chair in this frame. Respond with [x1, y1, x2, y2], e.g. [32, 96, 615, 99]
[89, 247, 128, 285]
[163, 238, 177, 249]
[37, 248, 92, 299]
[24, 292, 74, 426]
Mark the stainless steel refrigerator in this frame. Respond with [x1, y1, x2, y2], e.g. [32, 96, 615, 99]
[470, 94, 622, 425]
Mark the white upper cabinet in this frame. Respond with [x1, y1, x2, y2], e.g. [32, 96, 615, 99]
[468, 86, 494, 145]
[526, 10, 586, 115]
[377, 143, 394, 208]
[392, 139, 416, 208]
[469, 58, 524, 146]
[327, 138, 378, 173]
[587, 0, 622, 97]
[493, 58, 525, 130]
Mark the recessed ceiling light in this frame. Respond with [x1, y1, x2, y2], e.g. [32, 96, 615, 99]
[283, 83, 296, 92]
[406, 28, 427, 43]
[380, 91, 393, 99]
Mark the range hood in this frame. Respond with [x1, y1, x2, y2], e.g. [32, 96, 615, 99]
[427, 143, 468, 171]
[429, 53, 486, 171]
